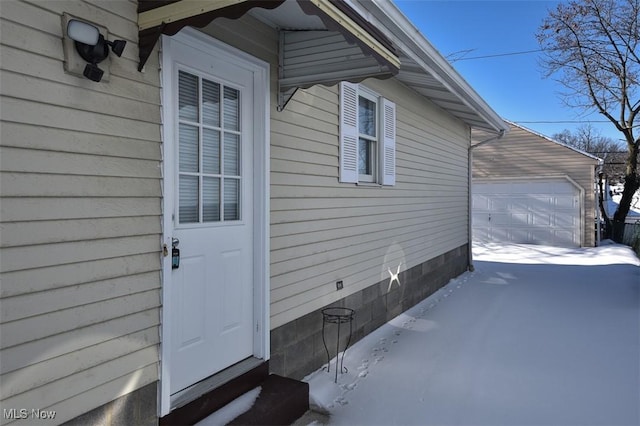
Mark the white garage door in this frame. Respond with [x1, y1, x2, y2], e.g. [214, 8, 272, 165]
[473, 180, 582, 247]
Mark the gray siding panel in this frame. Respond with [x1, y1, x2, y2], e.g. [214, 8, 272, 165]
[0, 1, 161, 424]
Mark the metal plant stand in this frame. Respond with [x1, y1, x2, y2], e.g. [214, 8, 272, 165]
[321, 307, 355, 383]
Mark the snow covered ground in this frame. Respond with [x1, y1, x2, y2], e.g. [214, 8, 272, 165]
[608, 184, 640, 222]
[304, 243, 640, 425]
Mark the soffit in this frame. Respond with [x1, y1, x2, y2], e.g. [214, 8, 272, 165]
[397, 55, 500, 131]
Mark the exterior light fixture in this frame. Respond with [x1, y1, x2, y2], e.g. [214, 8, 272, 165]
[66, 19, 126, 82]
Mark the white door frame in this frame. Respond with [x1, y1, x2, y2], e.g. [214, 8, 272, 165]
[159, 28, 270, 416]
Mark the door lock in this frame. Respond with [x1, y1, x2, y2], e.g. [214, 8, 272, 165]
[171, 238, 180, 269]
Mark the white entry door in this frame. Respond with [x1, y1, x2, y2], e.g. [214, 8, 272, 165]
[162, 32, 264, 395]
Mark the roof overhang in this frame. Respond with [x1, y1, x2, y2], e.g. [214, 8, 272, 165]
[350, 0, 508, 135]
[138, 0, 401, 84]
[137, 0, 507, 134]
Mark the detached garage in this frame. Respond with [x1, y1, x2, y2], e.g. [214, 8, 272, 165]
[472, 122, 601, 247]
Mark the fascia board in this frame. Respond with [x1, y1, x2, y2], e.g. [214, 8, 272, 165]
[139, 0, 245, 30]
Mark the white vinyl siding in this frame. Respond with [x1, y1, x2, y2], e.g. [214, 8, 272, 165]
[472, 123, 599, 246]
[271, 74, 470, 328]
[0, 7, 475, 423]
[0, 1, 161, 424]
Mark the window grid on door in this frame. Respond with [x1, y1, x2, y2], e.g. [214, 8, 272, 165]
[177, 70, 241, 224]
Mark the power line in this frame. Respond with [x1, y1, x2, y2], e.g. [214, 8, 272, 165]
[514, 120, 612, 124]
[450, 49, 544, 62]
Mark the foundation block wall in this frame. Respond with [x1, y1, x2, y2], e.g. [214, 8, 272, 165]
[62, 382, 157, 426]
[270, 244, 469, 379]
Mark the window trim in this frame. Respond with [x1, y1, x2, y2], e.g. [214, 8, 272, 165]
[339, 82, 396, 186]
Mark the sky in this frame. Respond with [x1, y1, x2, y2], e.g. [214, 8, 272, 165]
[394, 0, 627, 147]
[197, 242, 640, 425]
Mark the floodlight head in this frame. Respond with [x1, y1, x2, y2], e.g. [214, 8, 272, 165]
[67, 19, 99, 45]
[65, 19, 127, 82]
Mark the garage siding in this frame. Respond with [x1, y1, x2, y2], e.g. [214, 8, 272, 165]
[472, 123, 599, 246]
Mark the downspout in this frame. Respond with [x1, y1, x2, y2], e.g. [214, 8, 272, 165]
[468, 128, 506, 271]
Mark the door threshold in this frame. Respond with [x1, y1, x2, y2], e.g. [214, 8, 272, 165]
[170, 357, 265, 411]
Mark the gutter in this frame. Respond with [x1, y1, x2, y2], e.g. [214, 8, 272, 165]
[467, 129, 506, 271]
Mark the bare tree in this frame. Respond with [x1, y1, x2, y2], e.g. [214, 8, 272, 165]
[553, 124, 626, 178]
[537, 0, 640, 242]
[554, 125, 629, 232]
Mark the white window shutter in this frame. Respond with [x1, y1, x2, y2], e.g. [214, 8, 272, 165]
[381, 98, 396, 186]
[339, 82, 359, 183]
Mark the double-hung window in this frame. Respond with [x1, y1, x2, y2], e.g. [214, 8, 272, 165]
[358, 90, 378, 182]
[339, 82, 396, 185]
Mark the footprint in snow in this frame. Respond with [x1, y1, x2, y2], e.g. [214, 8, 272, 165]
[358, 370, 369, 378]
[340, 383, 357, 391]
[334, 396, 349, 406]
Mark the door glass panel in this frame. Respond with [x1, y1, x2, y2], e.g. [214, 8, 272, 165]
[179, 124, 199, 173]
[203, 177, 220, 222]
[202, 80, 220, 126]
[223, 87, 239, 131]
[179, 175, 199, 223]
[177, 70, 241, 224]
[179, 71, 198, 122]
[224, 178, 239, 220]
[203, 129, 220, 174]
[224, 133, 239, 176]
